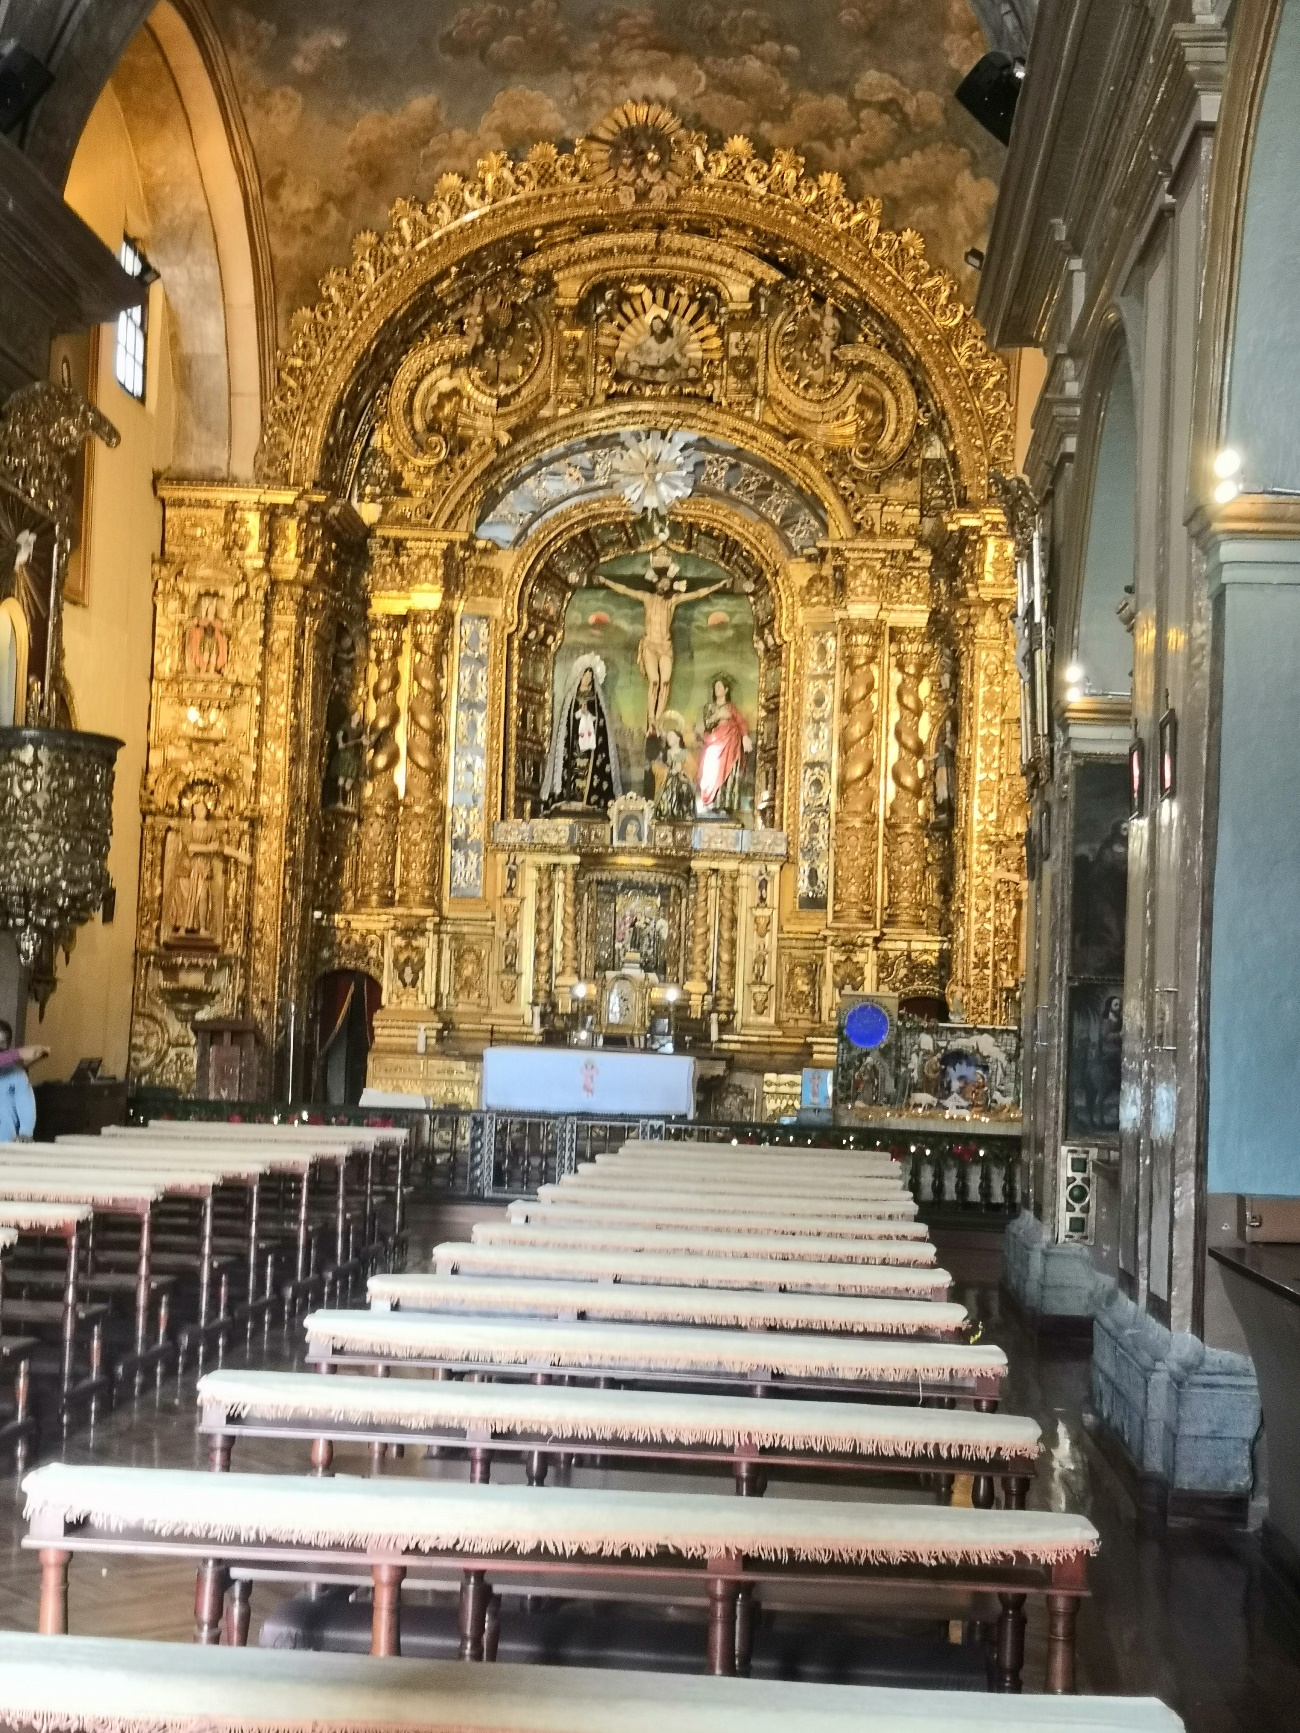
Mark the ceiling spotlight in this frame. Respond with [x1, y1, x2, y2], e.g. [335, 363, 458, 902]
[955, 51, 1022, 146]
[1213, 478, 1241, 505]
[1213, 448, 1242, 479]
[964, 248, 985, 270]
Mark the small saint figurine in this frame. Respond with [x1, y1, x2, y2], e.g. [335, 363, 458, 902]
[696, 674, 751, 816]
[163, 800, 252, 948]
[541, 654, 622, 812]
[652, 709, 695, 821]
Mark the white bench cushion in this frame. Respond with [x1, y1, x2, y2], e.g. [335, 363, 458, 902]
[433, 1242, 950, 1300]
[23, 1463, 1097, 1566]
[197, 1368, 1040, 1460]
[475, 1223, 937, 1266]
[560, 1172, 909, 1199]
[508, 1201, 929, 1238]
[367, 1275, 966, 1335]
[536, 1184, 918, 1218]
[0, 1634, 1186, 1733]
[306, 1310, 1005, 1385]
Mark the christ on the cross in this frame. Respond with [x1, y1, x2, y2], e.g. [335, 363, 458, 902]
[597, 548, 729, 731]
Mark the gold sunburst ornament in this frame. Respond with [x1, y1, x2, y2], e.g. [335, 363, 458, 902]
[580, 101, 690, 207]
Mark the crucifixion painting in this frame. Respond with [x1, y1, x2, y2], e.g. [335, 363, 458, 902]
[595, 544, 729, 731]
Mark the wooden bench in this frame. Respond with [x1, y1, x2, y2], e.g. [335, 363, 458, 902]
[367, 1273, 970, 1337]
[507, 1199, 930, 1238]
[22, 1462, 1096, 1689]
[431, 1242, 952, 1301]
[472, 1222, 938, 1267]
[196, 1366, 1039, 1505]
[558, 1171, 911, 1201]
[599, 1145, 904, 1174]
[0, 1632, 1188, 1732]
[305, 1309, 1005, 1403]
[535, 1183, 919, 1219]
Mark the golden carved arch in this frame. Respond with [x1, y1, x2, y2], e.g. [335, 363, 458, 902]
[257, 105, 1012, 511]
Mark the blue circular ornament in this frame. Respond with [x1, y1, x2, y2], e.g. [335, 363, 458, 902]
[844, 1002, 891, 1050]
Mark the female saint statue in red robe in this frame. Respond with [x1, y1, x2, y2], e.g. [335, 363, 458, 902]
[696, 675, 751, 816]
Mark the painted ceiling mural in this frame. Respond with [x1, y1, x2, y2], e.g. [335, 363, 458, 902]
[209, 0, 1001, 334]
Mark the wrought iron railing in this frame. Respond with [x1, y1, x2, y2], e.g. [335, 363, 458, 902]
[128, 1091, 1022, 1216]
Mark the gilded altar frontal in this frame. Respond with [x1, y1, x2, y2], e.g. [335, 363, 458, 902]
[128, 103, 1025, 1096]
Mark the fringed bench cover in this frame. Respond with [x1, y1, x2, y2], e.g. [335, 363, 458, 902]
[473, 1222, 937, 1266]
[432, 1241, 951, 1300]
[0, 1227, 15, 1251]
[0, 1200, 94, 1231]
[0, 1633, 1186, 1733]
[64, 1136, 326, 1173]
[366, 1274, 966, 1336]
[539, 1182, 916, 1215]
[306, 1310, 1003, 1385]
[196, 1367, 1039, 1461]
[558, 1171, 909, 1200]
[600, 1147, 903, 1175]
[507, 1200, 929, 1238]
[23, 1462, 1097, 1569]
[135, 1120, 407, 1150]
[0, 1172, 164, 1205]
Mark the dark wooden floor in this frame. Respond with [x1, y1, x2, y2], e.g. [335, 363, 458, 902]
[0, 1203, 1295, 1731]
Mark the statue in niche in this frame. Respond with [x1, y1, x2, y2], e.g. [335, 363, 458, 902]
[542, 654, 622, 812]
[323, 705, 368, 811]
[696, 674, 751, 817]
[184, 595, 229, 675]
[652, 709, 696, 821]
[596, 546, 728, 731]
[162, 801, 251, 949]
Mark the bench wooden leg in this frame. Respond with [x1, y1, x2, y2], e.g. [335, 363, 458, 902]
[733, 1459, 764, 1497]
[311, 1437, 334, 1476]
[37, 1548, 69, 1635]
[734, 1583, 755, 1676]
[371, 1563, 405, 1657]
[994, 1592, 1026, 1692]
[1045, 1593, 1079, 1693]
[1003, 1474, 1029, 1509]
[194, 1559, 229, 1645]
[224, 1578, 252, 1647]
[972, 1471, 996, 1509]
[484, 1591, 501, 1662]
[459, 1569, 491, 1661]
[469, 1448, 491, 1484]
[208, 1432, 233, 1473]
[526, 1451, 549, 1486]
[707, 1576, 738, 1677]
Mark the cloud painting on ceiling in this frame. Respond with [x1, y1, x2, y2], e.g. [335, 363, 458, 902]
[210, 1, 1001, 333]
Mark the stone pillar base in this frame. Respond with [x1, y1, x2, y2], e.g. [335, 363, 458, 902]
[1002, 1213, 1261, 1522]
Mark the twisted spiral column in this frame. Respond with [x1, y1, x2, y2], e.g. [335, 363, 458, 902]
[356, 615, 404, 909]
[833, 627, 880, 926]
[885, 647, 927, 927]
[398, 610, 448, 908]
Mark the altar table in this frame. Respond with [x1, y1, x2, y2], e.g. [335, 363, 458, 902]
[481, 1048, 695, 1116]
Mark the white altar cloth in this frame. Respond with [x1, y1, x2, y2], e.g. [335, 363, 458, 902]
[481, 1047, 695, 1116]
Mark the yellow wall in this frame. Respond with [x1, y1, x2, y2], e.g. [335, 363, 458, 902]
[35, 86, 176, 1082]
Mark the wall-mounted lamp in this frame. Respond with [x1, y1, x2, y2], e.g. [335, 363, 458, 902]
[1063, 661, 1085, 705]
[1212, 448, 1242, 505]
[1158, 704, 1177, 800]
[1129, 733, 1145, 817]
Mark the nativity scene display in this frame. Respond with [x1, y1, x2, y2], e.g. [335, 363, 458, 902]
[542, 540, 758, 824]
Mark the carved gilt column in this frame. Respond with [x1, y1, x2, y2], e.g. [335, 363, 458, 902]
[532, 861, 554, 1009]
[715, 871, 739, 1018]
[398, 609, 449, 907]
[833, 623, 882, 927]
[356, 614, 404, 908]
[555, 862, 579, 988]
[884, 637, 928, 927]
[948, 524, 1023, 1023]
[684, 867, 712, 1003]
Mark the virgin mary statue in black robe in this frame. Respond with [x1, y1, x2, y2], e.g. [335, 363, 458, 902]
[541, 653, 623, 812]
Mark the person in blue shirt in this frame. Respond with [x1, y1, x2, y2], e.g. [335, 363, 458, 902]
[0, 1019, 45, 1142]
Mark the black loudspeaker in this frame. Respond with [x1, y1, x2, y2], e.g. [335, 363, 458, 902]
[0, 42, 53, 133]
[955, 51, 1022, 146]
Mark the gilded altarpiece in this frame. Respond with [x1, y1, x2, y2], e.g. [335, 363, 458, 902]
[129, 106, 1026, 1094]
